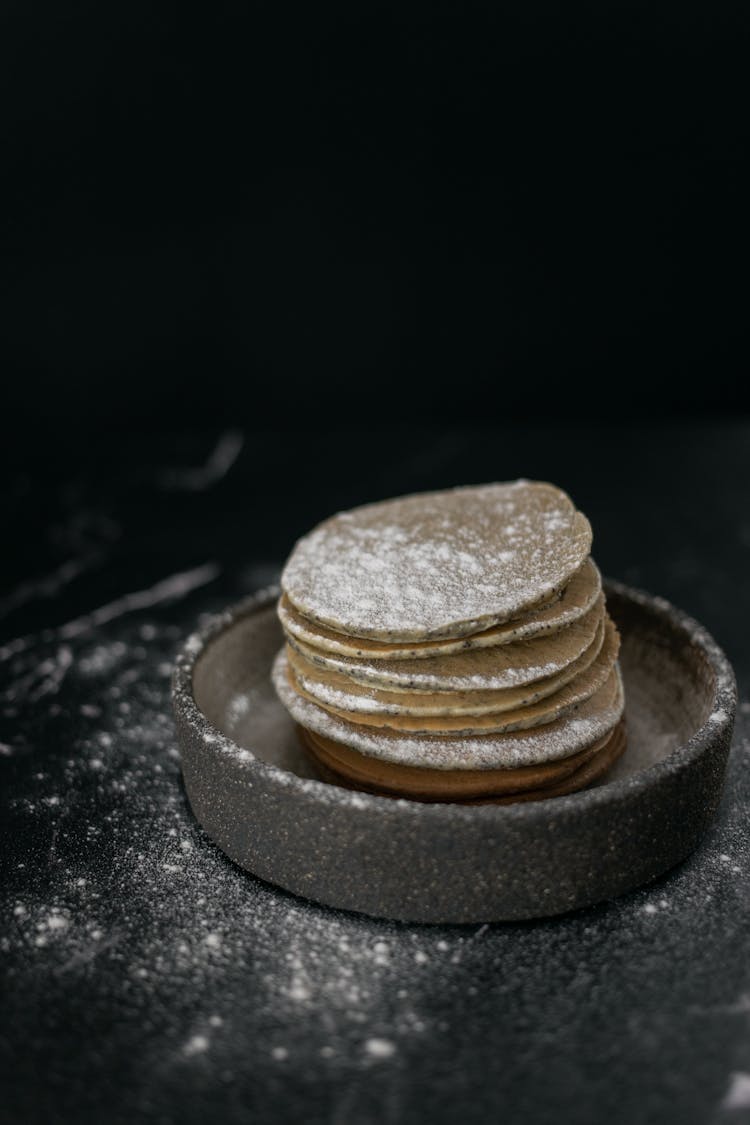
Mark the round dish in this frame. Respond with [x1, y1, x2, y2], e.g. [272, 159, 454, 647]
[171, 581, 736, 924]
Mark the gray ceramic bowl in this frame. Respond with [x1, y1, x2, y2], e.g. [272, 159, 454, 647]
[171, 581, 736, 924]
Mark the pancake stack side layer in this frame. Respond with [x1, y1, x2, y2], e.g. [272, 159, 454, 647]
[272, 481, 626, 803]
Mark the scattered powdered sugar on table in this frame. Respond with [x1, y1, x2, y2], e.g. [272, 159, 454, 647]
[281, 482, 592, 640]
[2, 574, 749, 1123]
[1, 610, 483, 1078]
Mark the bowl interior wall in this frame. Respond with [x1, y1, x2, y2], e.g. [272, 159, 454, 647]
[192, 590, 718, 791]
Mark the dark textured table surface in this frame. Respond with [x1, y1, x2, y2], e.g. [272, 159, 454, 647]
[2, 424, 750, 1125]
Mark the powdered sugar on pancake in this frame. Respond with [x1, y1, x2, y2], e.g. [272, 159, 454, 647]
[272, 649, 624, 770]
[288, 617, 617, 727]
[287, 597, 604, 692]
[278, 558, 602, 660]
[281, 482, 592, 642]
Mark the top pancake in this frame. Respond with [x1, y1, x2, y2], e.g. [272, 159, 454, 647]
[278, 557, 602, 660]
[280, 481, 592, 642]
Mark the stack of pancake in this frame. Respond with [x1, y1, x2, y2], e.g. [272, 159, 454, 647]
[272, 481, 626, 804]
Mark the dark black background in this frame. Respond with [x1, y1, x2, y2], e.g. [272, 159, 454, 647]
[3, 0, 749, 459]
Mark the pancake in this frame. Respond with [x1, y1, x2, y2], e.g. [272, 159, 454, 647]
[301, 719, 627, 803]
[288, 616, 619, 734]
[278, 557, 602, 661]
[281, 481, 592, 642]
[289, 613, 617, 719]
[487, 722, 626, 805]
[272, 651, 625, 770]
[287, 595, 605, 693]
[272, 480, 628, 804]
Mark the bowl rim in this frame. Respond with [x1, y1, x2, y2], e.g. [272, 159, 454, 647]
[171, 579, 737, 823]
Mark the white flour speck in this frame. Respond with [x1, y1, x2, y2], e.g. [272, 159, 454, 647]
[46, 913, 69, 932]
[364, 1037, 396, 1059]
[184, 1035, 210, 1056]
[373, 941, 390, 965]
[722, 1072, 750, 1110]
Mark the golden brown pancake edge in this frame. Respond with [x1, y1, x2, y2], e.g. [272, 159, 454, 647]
[300, 719, 627, 804]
